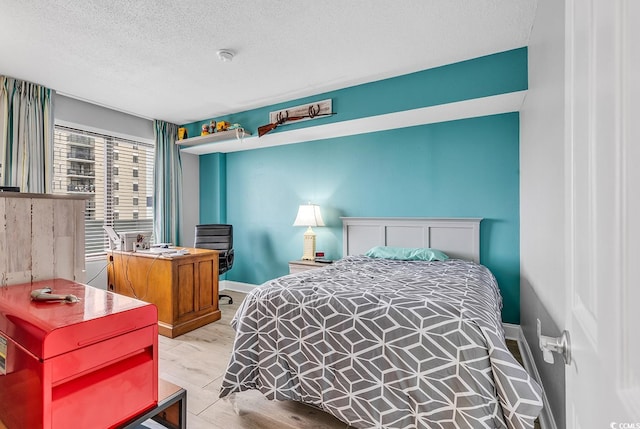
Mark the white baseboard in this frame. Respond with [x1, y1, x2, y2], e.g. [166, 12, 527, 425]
[220, 280, 257, 294]
[502, 322, 521, 340]
[503, 323, 557, 429]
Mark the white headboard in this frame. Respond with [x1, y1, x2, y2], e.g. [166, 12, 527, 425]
[342, 217, 482, 263]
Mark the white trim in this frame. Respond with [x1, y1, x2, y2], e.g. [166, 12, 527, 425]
[220, 280, 257, 293]
[180, 91, 527, 155]
[503, 323, 557, 429]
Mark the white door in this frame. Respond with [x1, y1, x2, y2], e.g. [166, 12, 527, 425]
[565, 0, 640, 426]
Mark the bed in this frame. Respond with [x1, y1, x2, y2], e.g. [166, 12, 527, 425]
[219, 218, 543, 429]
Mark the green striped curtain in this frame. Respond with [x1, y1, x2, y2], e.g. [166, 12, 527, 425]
[153, 120, 182, 245]
[0, 76, 53, 193]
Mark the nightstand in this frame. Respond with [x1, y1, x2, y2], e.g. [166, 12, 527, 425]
[289, 260, 332, 274]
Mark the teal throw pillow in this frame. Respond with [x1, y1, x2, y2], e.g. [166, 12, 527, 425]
[365, 246, 449, 261]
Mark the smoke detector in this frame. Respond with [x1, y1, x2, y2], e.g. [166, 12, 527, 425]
[217, 49, 234, 62]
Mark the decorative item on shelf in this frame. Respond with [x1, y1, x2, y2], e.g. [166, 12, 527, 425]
[177, 127, 188, 140]
[293, 202, 325, 261]
[236, 127, 246, 142]
[258, 99, 335, 137]
[208, 120, 217, 134]
[201, 124, 210, 136]
[174, 127, 252, 148]
[216, 121, 230, 132]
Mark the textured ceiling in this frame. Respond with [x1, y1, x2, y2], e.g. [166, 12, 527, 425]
[0, 0, 537, 125]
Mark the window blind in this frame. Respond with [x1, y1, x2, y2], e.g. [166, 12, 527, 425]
[52, 125, 155, 257]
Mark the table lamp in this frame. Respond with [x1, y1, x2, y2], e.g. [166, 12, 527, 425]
[293, 203, 325, 261]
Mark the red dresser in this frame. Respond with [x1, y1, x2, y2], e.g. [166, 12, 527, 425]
[0, 279, 158, 429]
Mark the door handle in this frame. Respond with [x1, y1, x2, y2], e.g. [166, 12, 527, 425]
[537, 319, 572, 365]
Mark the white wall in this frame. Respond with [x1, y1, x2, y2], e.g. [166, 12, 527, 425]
[520, 0, 566, 426]
[55, 94, 154, 142]
[521, 0, 567, 327]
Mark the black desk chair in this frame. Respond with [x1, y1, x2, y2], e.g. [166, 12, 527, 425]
[194, 224, 234, 305]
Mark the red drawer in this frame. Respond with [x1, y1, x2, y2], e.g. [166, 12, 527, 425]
[0, 279, 158, 428]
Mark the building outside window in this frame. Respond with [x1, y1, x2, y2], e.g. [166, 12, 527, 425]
[52, 125, 154, 256]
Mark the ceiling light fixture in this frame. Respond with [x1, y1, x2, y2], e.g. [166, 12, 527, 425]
[217, 49, 234, 62]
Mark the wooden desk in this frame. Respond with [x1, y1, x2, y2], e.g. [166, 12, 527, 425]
[107, 247, 221, 338]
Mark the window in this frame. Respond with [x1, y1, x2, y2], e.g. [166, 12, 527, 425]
[53, 125, 154, 257]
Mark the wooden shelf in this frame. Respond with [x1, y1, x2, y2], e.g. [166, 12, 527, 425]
[175, 129, 252, 148]
[178, 91, 527, 155]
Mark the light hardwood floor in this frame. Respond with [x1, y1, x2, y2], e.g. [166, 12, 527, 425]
[156, 290, 353, 429]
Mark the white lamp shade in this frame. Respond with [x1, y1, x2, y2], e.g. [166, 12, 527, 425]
[293, 204, 325, 227]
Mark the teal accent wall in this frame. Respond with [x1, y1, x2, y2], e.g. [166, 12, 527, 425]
[199, 153, 227, 223]
[193, 48, 526, 323]
[183, 48, 527, 140]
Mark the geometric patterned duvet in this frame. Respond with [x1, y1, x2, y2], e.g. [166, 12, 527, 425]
[220, 256, 543, 429]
